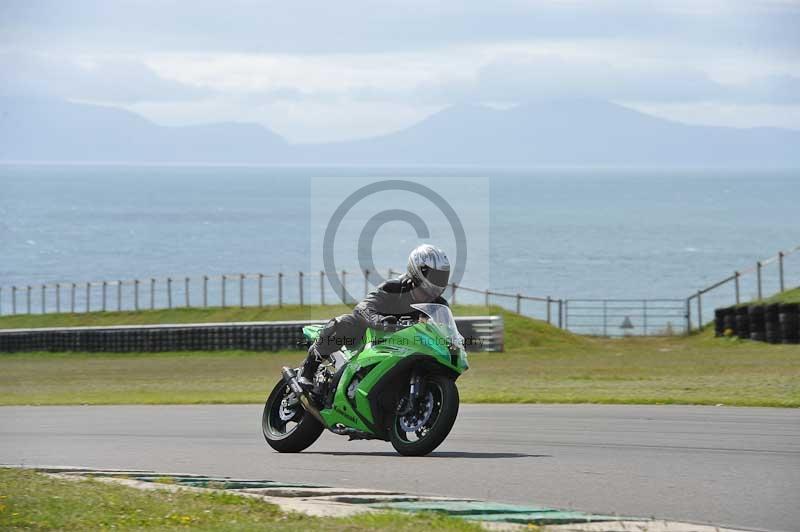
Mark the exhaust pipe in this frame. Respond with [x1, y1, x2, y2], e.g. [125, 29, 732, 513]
[281, 367, 327, 427]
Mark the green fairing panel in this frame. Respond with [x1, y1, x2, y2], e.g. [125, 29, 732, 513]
[319, 323, 464, 435]
[302, 324, 323, 342]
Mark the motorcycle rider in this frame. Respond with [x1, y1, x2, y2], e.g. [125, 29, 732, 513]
[298, 244, 451, 390]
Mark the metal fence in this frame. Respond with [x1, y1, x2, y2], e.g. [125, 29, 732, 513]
[686, 245, 800, 331]
[2, 244, 797, 337]
[0, 268, 567, 329]
[564, 299, 688, 337]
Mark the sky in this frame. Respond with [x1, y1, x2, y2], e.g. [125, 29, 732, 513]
[2, 0, 799, 143]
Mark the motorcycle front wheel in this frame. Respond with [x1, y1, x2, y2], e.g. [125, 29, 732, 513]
[390, 374, 459, 456]
[262, 379, 324, 453]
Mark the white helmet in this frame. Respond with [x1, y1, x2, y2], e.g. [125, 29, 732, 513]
[406, 244, 450, 299]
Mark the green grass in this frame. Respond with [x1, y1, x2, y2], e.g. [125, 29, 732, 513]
[732, 286, 800, 307]
[760, 286, 800, 304]
[1, 305, 798, 407]
[0, 468, 480, 531]
[0, 304, 357, 329]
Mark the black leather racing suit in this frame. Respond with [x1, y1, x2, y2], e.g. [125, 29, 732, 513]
[302, 275, 448, 377]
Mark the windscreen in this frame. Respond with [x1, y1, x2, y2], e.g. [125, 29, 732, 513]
[411, 303, 464, 348]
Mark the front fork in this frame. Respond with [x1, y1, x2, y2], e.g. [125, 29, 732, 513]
[281, 366, 327, 427]
[396, 371, 425, 415]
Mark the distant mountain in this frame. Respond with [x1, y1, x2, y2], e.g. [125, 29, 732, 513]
[1, 96, 798, 166]
[301, 100, 800, 167]
[0, 96, 289, 163]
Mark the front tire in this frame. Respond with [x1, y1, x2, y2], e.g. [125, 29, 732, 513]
[390, 375, 459, 456]
[262, 379, 324, 453]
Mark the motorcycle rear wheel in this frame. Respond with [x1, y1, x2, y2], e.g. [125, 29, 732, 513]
[262, 379, 324, 453]
[390, 375, 459, 456]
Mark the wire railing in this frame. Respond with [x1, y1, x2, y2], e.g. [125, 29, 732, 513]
[686, 245, 800, 331]
[0, 268, 565, 328]
[2, 244, 797, 336]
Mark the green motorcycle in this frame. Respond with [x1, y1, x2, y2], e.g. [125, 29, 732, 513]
[262, 303, 469, 456]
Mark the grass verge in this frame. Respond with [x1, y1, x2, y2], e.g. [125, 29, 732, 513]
[0, 304, 798, 407]
[0, 468, 480, 531]
[0, 304, 357, 329]
[1, 311, 798, 407]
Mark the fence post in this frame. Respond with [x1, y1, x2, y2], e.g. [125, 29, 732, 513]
[278, 272, 283, 308]
[221, 275, 226, 308]
[756, 261, 762, 300]
[564, 300, 569, 330]
[546, 296, 552, 324]
[40, 284, 46, 314]
[320, 271, 325, 305]
[239, 274, 244, 308]
[134, 279, 140, 310]
[484, 289, 489, 307]
[27, 285, 32, 314]
[12, 286, 17, 315]
[167, 277, 173, 309]
[341, 270, 347, 304]
[117, 280, 122, 312]
[84, 283, 89, 313]
[185, 277, 191, 307]
[452, 283, 458, 306]
[685, 298, 691, 333]
[643, 300, 648, 336]
[203, 276, 208, 308]
[734, 271, 740, 304]
[602, 300, 608, 337]
[299, 271, 304, 306]
[364, 269, 369, 297]
[696, 291, 702, 329]
[56, 284, 60, 313]
[70, 283, 76, 313]
[150, 278, 155, 310]
[558, 299, 563, 329]
[515, 293, 521, 314]
[778, 251, 785, 292]
[102, 281, 107, 312]
[258, 274, 263, 307]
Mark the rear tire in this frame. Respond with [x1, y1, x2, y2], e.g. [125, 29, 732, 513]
[390, 375, 459, 457]
[262, 379, 324, 453]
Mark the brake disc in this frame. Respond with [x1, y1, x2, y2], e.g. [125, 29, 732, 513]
[399, 391, 434, 432]
[278, 394, 299, 421]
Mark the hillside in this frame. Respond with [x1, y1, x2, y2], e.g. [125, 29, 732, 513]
[2, 96, 798, 166]
[0, 96, 289, 163]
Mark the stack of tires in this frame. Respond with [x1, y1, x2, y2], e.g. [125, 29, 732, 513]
[779, 303, 799, 344]
[713, 302, 799, 344]
[764, 304, 781, 344]
[734, 306, 750, 339]
[723, 308, 736, 335]
[748, 305, 766, 342]
[714, 308, 729, 336]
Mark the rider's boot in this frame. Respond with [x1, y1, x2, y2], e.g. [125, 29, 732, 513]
[297, 344, 323, 392]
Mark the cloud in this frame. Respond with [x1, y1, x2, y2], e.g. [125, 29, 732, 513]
[1, 0, 798, 55]
[170, 50, 797, 107]
[0, 51, 212, 103]
[444, 55, 800, 105]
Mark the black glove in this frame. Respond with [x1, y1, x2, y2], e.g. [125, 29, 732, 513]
[380, 315, 400, 332]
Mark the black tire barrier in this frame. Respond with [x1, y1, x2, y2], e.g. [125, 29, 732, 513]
[735, 306, 750, 339]
[748, 305, 766, 342]
[779, 303, 800, 344]
[714, 308, 727, 337]
[0, 316, 505, 353]
[764, 303, 781, 344]
[722, 308, 736, 335]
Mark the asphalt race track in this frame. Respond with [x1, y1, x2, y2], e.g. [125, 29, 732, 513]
[1, 404, 798, 531]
